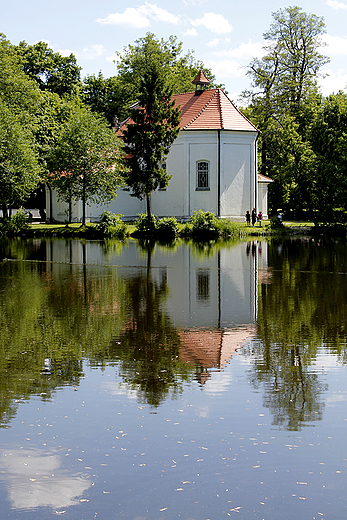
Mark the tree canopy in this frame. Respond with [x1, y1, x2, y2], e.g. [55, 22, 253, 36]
[15, 40, 81, 96]
[0, 101, 41, 216]
[309, 92, 347, 222]
[0, 34, 45, 215]
[82, 33, 222, 126]
[246, 7, 328, 115]
[243, 6, 332, 218]
[2, 15, 347, 225]
[49, 103, 126, 224]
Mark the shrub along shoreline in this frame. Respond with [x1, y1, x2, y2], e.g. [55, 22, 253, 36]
[1, 209, 344, 241]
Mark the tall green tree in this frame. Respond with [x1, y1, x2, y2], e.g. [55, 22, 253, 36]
[122, 36, 181, 223]
[0, 34, 45, 215]
[15, 40, 81, 96]
[309, 92, 347, 222]
[49, 104, 126, 225]
[117, 33, 221, 96]
[82, 72, 131, 126]
[246, 6, 328, 117]
[82, 33, 222, 126]
[0, 34, 43, 125]
[243, 6, 328, 216]
[0, 101, 41, 216]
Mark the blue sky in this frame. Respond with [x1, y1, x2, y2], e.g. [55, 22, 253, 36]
[2, 0, 347, 102]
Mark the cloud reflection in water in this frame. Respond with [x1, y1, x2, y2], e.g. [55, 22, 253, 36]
[0, 449, 90, 510]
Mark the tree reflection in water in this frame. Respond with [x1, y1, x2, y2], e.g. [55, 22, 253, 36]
[94, 241, 194, 407]
[245, 237, 347, 430]
[1, 236, 346, 431]
[0, 240, 196, 425]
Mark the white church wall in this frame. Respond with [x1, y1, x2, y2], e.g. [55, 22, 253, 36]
[46, 129, 264, 223]
[151, 141, 186, 217]
[87, 189, 145, 221]
[257, 182, 270, 219]
[45, 238, 260, 328]
[220, 132, 257, 218]
[188, 137, 218, 215]
[46, 189, 82, 223]
[220, 242, 257, 325]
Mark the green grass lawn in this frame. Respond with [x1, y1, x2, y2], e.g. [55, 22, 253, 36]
[26, 219, 318, 239]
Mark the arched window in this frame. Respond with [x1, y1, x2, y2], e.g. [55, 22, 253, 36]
[196, 161, 209, 190]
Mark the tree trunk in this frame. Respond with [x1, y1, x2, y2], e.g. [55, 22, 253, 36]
[82, 175, 86, 226]
[47, 183, 53, 224]
[1, 203, 8, 219]
[146, 193, 151, 220]
[146, 193, 154, 231]
[261, 139, 267, 177]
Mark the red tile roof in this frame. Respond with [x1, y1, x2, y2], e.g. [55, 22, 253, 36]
[116, 89, 259, 134]
[257, 173, 273, 183]
[172, 89, 259, 132]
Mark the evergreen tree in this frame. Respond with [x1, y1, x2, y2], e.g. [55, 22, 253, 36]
[122, 36, 181, 224]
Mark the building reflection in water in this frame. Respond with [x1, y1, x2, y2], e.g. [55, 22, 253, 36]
[45, 238, 267, 378]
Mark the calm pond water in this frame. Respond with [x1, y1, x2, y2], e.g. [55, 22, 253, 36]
[0, 236, 346, 520]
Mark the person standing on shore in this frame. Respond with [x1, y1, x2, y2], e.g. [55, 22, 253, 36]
[245, 210, 251, 225]
[258, 211, 263, 226]
[251, 208, 257, 227]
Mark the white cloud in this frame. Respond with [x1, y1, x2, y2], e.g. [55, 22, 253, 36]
[106, 52, 118, 63]
[224, 41, 265, 60]
[323, 34, 347, 54]
[97, 7, 151, 28]
[184, 28, 198, 37]
[326, 0, 347, 9]
[82, 44, 106, 60]
[58, 48, 78, 58]
[205, 58, 246, 79]
[196, 405, 209, 417]
[101, 381, 138, 399]
[33, 39, 51, 45]
[97, 3, 179, 28]
[319, 70, 347, 94]
[205, 371, 232, 395]
[138, 3, 180, 24]
[191, 12, 232, 34]
[325, 392, 347, 404]
[207, 38, 220, 48]
[229, 90, 245, 105]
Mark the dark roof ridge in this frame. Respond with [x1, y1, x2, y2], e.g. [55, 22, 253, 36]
[184, 89, 218, 129]
[216, 89, 224, 129]
[218, 89, 259, 132]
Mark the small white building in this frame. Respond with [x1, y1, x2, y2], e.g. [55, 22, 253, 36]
[47, 72, 272, 223]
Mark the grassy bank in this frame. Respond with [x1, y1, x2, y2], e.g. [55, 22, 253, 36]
[22, 218, 309, 239]
[3, 210, 340, 241]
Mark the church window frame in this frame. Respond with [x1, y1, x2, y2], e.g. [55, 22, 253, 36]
[196, 160, 210, 190]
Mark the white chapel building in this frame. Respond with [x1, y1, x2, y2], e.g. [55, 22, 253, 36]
[47, 72, 272, 223]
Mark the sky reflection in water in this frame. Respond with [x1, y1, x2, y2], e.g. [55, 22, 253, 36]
[0, 237, 346, 519]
